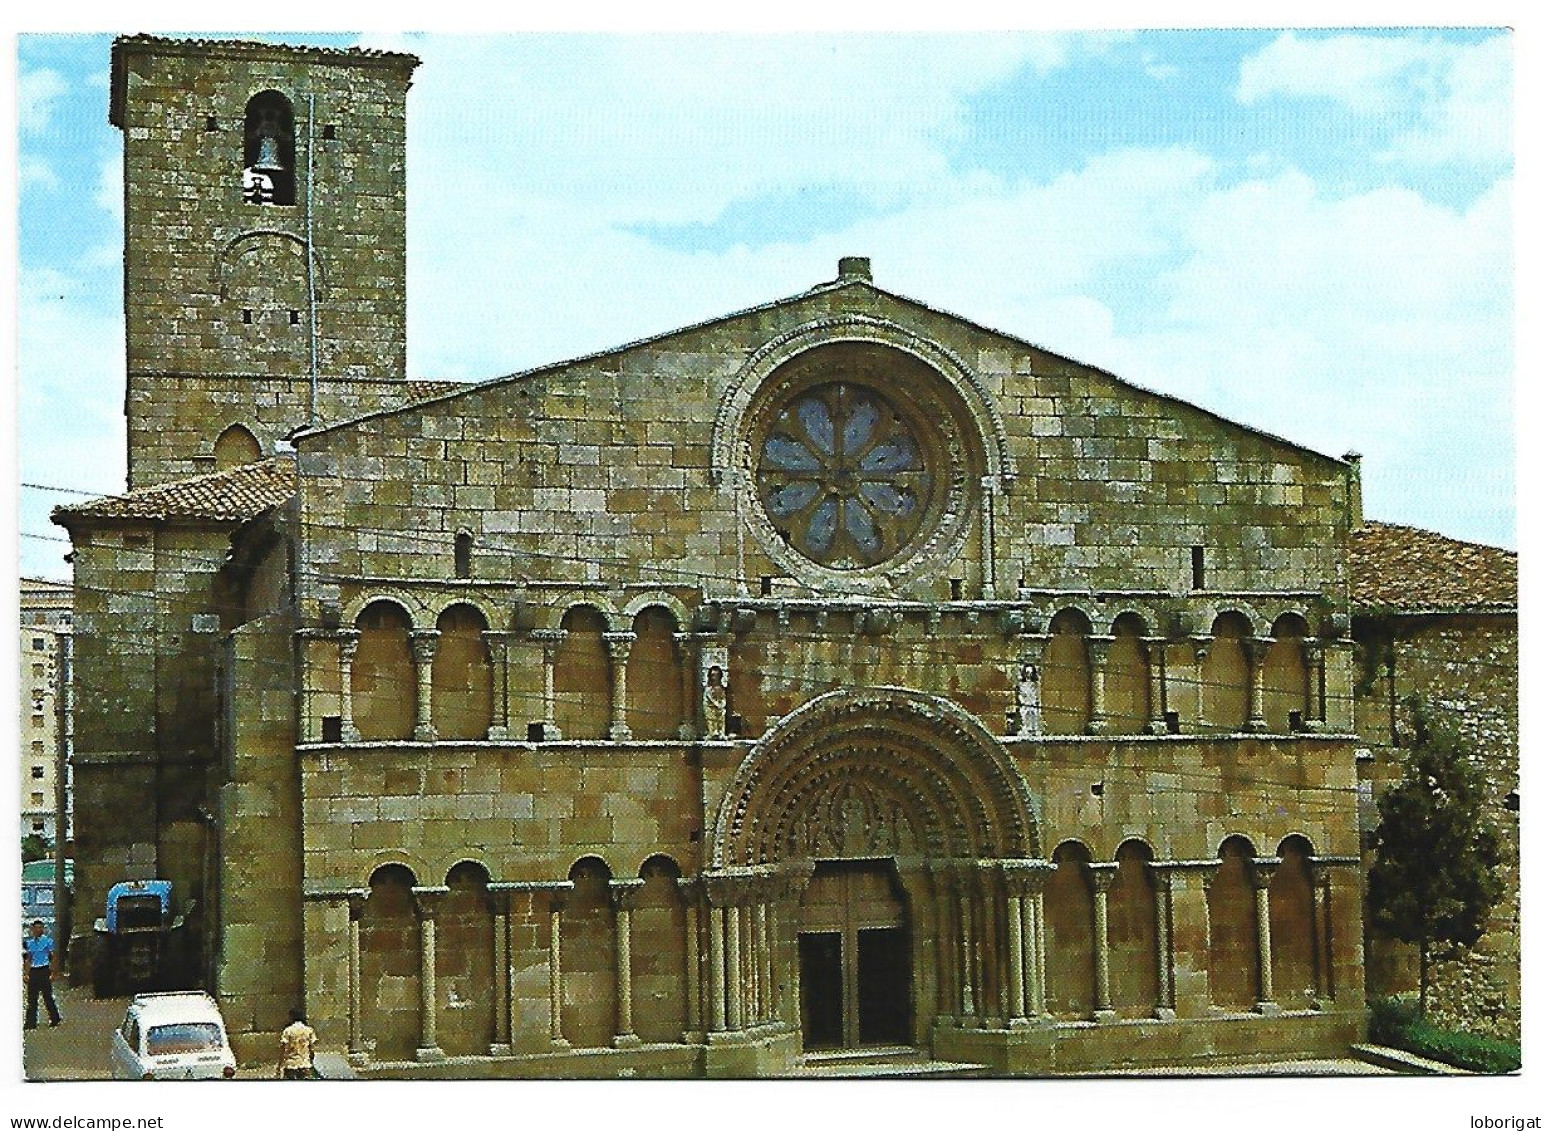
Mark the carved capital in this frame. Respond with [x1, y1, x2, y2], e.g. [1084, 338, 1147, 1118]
[701, 871, 744, 908]
[336, 629, 362, 662]
[603, 631, 637, 661]
[1087, 635, 1115, 666]
[409, 630, 441, 665]
[410, 885, 449, 920]
[609, 878, 646, 911]
[1251, 858, 1280, 889]
[481, 629, 515, 654]
[1087, 861, 1119, 893]
[531, 628, 565, 661]
[1000, 858, 1053, 896]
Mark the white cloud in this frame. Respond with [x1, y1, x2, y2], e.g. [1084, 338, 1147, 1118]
[17, 267, 128, 579]
[1041, 170, 1512, 544]
[403, 33, 1106, 228]
[93, 154, 122, 224]
[1237, 31, 1511, 167]
[18, 66, 67, 135]
[407, 144, 1216, 381]
[20, 157, 58, 191]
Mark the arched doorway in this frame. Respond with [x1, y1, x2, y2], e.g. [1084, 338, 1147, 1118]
[712, 689, 1040, 1056]
[798, 859, 911, 1050]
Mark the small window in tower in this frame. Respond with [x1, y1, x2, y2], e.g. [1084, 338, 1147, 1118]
[205, 115, 219, 132]
[455, 531, 474, 579]
[243, 90, 296, 206]
[289, 309, 301, 325]
[322, 124, 337, 140]
[32, 766, 45, 780]
[242, 308, 252, 325]
[1191, 545, 1206, 590]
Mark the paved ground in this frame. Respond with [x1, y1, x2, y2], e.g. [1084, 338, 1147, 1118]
[20, 983, 270, 1081]
[21, 983, 1394, 1081]
[1089, 1058, 1394, 1076]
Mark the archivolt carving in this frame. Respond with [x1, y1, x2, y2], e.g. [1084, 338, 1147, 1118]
[711, 687, 1038, 867]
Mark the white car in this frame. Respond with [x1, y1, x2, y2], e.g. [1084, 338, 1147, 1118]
[110, 991, 237, 1080]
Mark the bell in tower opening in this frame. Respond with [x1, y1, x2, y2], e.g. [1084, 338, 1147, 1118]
[243, 90, 295, 205]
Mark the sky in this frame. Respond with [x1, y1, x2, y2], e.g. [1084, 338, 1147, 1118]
[13, 26, 1516, 581]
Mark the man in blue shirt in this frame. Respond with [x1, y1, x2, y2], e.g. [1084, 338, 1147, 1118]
[23, 920, 61, 1029]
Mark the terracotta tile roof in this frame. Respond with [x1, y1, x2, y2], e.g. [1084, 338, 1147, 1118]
[1349, 521, 1517, 613]
[52, 459, 297, 525]
[402, 380, 467, 404]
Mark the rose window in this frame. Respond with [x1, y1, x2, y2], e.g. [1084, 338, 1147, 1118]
[755, 382, 931, 568]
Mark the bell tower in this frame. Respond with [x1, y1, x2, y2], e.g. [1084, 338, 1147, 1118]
[110, 35, 419, 489]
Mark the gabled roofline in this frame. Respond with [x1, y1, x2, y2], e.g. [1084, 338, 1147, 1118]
[110, 34, 420, 129]
[291, 275, 1349, 471]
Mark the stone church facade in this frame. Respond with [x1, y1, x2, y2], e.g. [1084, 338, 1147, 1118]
[57, 35, 1376, 1076]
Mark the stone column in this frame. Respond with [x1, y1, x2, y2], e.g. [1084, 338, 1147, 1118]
[678, 878, 704, 1041]
[1301, 639, 1326, 728]
[411, 887, 447, 1062]
[483, 631, 511, 740]
[338, 631, 361, 742]
[708, 903, 728, 1033]
[1086, 636, 1111, 735]
[610, 879, 644, 1047]
[1003, 860, 1052, 1024]
[1247, 637, 1272, 732]
[1148, 865, 1176, 1019]
[346, 891, 366, 1063]
[755, 897, 771, 1026]
[1193, 638, 1212, 728]
[980, 474, 998, 596]
[1311, 862, 1334, 1002]
[409, 630, 440, 742]
[529, 629, 564, 740]
[1144, 636, 1168, 734]
[1006, 887, 1025, 1021]
[727, 902, 745, 1030]
[1089, 863, 1117, 1019]
[1000, 863, 1028, 1022]
[1252, 861, 1277, 1012]
[704, 873, 754, 1036]
[489, 887, 513, 1055]
[546, 887, 571, 1048]
[956, 874, 976, 1018]
[603, 631, 636, 741]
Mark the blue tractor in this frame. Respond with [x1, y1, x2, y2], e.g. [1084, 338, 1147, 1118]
[92, 880, 191, 997]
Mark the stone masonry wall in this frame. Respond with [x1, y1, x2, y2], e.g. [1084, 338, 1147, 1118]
[218, 612, 304, 1060]
[63, 519, 236, 966]
[115, 38, 414, 489]
[1354, 613, 1519, 1040]
[295, 283, 1352, 618]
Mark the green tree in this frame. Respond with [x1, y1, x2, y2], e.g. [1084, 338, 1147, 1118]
[21, 834, 51, 863]
[1368, 697, 1505, 1018]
